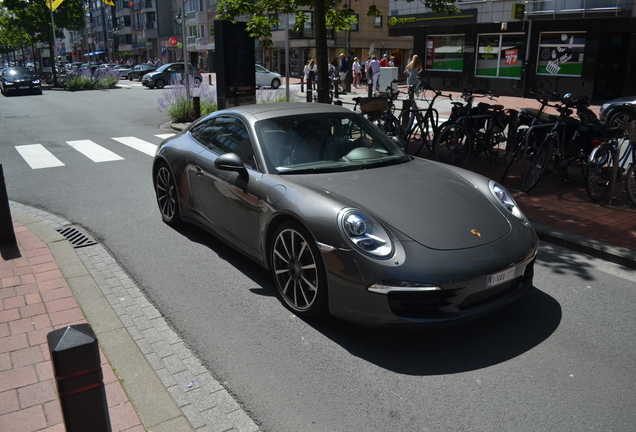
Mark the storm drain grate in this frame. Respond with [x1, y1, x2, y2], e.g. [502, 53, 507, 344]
[56, 226, 97, 248]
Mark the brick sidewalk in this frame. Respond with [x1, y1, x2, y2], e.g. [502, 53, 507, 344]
[0, 220, 144, 432]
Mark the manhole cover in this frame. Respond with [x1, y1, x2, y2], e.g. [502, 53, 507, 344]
[56, 226, 97, 248]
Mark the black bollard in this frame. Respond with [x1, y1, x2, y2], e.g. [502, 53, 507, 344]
[193, 96, 200, 119]
[306, 90, 312, 103]
[0, 165, 17, 247]
[47, 324, 112, 432]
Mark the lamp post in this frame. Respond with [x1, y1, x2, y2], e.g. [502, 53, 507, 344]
[175, 8, 191, 120]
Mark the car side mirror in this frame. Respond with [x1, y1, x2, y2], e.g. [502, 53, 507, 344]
[214, 153, 247, 174]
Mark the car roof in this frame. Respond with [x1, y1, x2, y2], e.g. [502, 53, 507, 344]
[214, 102, 353, 122]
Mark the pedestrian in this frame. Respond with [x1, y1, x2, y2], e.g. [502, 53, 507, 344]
[380, 54, 388, 68]
[389, 56, 395, 67]
[304, 59, 315, 91]
[352, 57, 361, 88]
[338, 53, 349, 93]
[368, 55, 381, 93]
[404, 54, 423, 89]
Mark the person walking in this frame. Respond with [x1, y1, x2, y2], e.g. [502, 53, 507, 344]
[352, 57, 361, 88]
[368, 55, 381, 93]
[338, 53, 349, 93]
[404, 54, 423, 89]
[304, 59, 315, 91]
[389, 56, 395, 67]
[380, 54, 388, 68]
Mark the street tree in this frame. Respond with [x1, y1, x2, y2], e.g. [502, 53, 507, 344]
[1, 0, 84, 76]
[215, 0, 457, 103]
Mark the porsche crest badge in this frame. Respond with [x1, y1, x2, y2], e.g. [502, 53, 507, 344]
[470, 229, 481, 237]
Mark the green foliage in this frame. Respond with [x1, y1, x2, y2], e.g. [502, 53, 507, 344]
[66, 73, 119, 90]
[1, 0, 85, 45]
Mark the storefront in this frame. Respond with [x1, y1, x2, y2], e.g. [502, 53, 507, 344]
[389, 11, 636, 102]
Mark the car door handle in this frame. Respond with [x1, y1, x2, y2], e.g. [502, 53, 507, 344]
[195, 166, 203, 178]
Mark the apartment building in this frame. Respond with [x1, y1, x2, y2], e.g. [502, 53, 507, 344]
[388, 0, 636, 102]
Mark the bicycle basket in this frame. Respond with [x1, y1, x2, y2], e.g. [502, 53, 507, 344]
[359, 97, 388, 113]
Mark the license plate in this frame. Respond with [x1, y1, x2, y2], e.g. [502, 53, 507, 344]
[487, 267, 516, 287]
[18, 86, 30, 89]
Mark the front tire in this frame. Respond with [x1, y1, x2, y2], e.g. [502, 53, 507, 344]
[271, 78, 281, 89]
[155, 79, 165, 89]
[522, 136, 554, 192]
[154, 163, 181, 225]
[270, 222, 327, 317]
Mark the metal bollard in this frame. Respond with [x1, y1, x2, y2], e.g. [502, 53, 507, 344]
[193, 96, 200, 119]
[306, 90, 312, 103]
[0, 165, 17, 247]
[47, 324, 112, 432]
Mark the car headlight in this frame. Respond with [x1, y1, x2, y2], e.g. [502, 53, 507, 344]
[338, 208, 393, 258]
[489, 181, 525, 220]
[601, 103, 609, 112]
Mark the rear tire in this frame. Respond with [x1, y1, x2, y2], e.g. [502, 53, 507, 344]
[522, 136, 554, 192]
[154, 163, 181, 225]
[584, 143, 614, 202]
[626, 162, 636, 207]
[434, 123, 471, 167]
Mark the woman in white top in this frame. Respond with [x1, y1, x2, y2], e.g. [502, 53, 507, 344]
[352, 57, 361, 88]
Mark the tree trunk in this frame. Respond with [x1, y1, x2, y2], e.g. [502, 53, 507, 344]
[313, 0, 329, 104]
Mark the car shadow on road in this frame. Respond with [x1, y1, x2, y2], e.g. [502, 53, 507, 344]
[307, 287, 561, 376]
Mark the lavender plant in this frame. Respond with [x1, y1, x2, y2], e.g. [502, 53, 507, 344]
[66, 66, 119, 90]
[157, 77, 218, 122]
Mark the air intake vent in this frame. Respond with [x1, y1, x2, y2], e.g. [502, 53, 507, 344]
[56, 226, 97, 248]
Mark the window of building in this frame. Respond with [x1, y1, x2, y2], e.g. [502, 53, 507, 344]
[424, 34, 464, 72]
[374, 16, 382, 28]
[475, 33, 525, 78]
[537, 32, 585, 76]
[351, 14, 359, 32]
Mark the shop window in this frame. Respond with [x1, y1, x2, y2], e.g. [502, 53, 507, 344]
[475, 33, 525, 79]
[537, 32, 585, 77]
[424, 35, 464, 72]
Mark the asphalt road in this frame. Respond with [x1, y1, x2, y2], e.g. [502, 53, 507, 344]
[2, 83, 635, 431]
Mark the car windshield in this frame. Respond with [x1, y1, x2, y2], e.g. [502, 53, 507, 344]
[255, 112, 411, 174]
[4, 68, 33, 79]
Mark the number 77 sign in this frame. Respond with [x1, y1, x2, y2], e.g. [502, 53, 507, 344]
[505, 49, 519, 65]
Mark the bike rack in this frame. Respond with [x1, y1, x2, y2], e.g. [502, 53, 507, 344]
[607, 138, 631, 207]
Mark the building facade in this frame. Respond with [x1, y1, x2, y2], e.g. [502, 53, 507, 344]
[388, 0, 636, 102]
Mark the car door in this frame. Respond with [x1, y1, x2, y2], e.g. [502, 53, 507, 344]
[190, 115, 264, 259]
[255, 64, 268, 87]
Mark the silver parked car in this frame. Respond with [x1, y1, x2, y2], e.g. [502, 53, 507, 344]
[152, 103, 537, 327]
[255, 64, 281, 89]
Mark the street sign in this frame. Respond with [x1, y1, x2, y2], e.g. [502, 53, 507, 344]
[160, 46, 167, 57]
[60, 48, 66, 56]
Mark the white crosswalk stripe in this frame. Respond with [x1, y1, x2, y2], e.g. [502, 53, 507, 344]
[155, 134, 175, 140]
[15, 144, 65, 169]
[112, 136, 158, 156]
[67, 140, 125, 162]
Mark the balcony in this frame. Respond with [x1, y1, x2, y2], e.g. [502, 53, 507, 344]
[527, 0, 631, 17]
[141, 0, 154, 12]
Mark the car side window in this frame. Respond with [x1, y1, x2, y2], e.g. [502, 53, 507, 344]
[191, 117, 256, 169]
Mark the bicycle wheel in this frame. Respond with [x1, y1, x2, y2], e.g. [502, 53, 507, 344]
[405, 121, 429, 156]
[626, 162, 636, 207]
[434, 123, 471, 167]
[584, 143, 614, 202]
[485, 117, 508, 163]
[500, 127, 527, 183]
[522, 136, 554, 192]
[375, 112, 400, 137]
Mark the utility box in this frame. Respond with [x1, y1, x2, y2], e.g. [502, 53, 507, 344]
[378, 67, 399, 95]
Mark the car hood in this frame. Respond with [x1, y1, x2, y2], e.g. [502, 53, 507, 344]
[288, 160, 511, 250]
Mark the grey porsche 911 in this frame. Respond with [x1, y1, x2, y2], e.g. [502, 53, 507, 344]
[152, 103, 538, 327]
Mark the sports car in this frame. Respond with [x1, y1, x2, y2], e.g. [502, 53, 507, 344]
[152, 103, 538, 327]
[1, 67, 42, 96]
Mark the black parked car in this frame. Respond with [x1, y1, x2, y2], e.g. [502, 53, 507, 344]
[128, 64, 157, 81]
[1, 67, 42, 96]
[599, 96, 636, 129]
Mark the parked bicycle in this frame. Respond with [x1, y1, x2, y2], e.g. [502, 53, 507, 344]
[522, 93, 606, 192]
[584, 121, 635, 205]
[432, 89, 511, 167]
